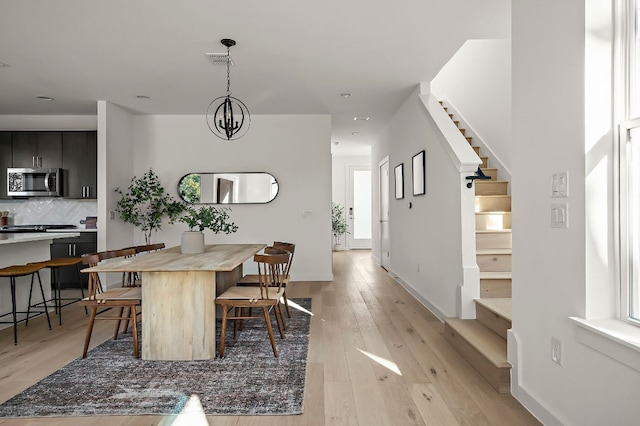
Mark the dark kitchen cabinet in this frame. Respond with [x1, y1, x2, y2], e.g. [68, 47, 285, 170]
[50, 232, 97, 288]
[62, 131, 97, 198]
[0, 132, 11, 198]
[12, 132, 62, 168]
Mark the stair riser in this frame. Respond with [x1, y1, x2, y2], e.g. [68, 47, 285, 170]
[476, 303, 511, 340]
[475, 213, 512, 230]
[475, 196, 511, 213]
[480, 157, 488, 168]
[475, 181, 509, 196]
[476, 233, 512, 250]
[443, 323, 511, 394]
[477, 254, 511, 272]
[472, 146, 480, 155]
[480, 279, 512, 298]
[481, 168, 498, 180]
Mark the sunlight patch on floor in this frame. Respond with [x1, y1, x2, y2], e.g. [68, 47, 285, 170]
[160, 394, 208, 426]
[357, 347, 402, 375]
[286, 298, 314, 316]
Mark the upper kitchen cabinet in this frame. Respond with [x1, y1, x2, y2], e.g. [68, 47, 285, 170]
[12, 132, 63, 168]
[62, 131, 97, 199]
[0, 132, 12, 198]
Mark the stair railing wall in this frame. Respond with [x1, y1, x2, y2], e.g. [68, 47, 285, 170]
[420, 93, 481, 319]
[438, 98, 512, 184]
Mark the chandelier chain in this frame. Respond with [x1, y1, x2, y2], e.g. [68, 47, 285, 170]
[226, 45, 231, 96]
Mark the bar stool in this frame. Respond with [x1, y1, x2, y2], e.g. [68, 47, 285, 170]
[0, 263, 52, 345]
[37, 257, 86, 325]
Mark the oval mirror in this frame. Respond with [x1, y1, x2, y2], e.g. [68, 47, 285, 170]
[178, 173, 279, 204]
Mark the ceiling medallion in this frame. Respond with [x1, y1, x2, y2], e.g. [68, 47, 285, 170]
[206, 39, 251, 140]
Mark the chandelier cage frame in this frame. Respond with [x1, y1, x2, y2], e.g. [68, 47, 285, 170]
[206, 38, 251, 140]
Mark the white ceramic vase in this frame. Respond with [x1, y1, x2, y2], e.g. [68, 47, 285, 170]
[181, 231, 205, 254]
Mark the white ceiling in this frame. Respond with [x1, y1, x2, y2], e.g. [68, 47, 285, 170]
[0, 0, 509, 156]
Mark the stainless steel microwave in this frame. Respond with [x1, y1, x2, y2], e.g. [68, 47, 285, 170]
[7, 168, 62, 197]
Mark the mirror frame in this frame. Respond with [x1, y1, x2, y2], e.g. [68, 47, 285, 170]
[177, 172, 279, 205]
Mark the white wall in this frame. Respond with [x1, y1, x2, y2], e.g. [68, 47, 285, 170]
[130, 114, 333, 281]
[431, 39, 512, 177]
[98, 101, 135, 253]
[511, 1, 640, 424]
[372, 88, 464, 317]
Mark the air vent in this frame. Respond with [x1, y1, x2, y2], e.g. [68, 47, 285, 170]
[205, 53, 235, 66]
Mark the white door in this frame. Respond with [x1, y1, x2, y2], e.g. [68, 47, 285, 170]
[348, 165, 372, 249]
[379, 157, 390, 270]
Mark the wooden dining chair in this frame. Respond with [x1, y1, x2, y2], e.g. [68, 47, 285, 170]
[122, 243, 165, 288]
[79, 250, 141, 358]
[237, 242, 295, 317]
[216, 251, 290, 357]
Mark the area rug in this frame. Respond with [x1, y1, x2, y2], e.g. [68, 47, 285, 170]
[0, 298, 312, 418]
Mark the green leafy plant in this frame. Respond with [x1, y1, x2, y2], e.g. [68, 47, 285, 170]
[332, 202, 350, 245]
[114, 168, 185, 244]
[178, 205, 239, 234]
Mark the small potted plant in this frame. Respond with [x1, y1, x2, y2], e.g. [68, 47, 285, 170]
[332, 202, 349, 251]
[178, 205, 239, 253]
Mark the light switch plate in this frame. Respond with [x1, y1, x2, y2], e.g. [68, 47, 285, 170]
[552, 172, 569, 198]
[551, 203, 568, 228]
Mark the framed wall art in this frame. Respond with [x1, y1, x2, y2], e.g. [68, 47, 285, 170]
[394, 163, 404, 200]
[412, 150, 425, 196]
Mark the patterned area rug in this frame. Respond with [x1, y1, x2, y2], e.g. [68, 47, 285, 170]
[0, 298, 312, 418]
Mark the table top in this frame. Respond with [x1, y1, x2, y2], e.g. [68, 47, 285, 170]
[82, 243, 266, 273]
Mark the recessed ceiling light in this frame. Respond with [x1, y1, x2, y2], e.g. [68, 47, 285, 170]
[136, 95, 151, 100]
[353, 116, 370, 121]
[36, 96, 54, 101]
[352, 132, 360, 136]
[339, 93, 351, 98]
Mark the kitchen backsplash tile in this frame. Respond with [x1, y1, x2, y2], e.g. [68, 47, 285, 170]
[0, 199, 97, 227]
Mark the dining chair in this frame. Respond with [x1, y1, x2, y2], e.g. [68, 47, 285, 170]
[236, 241, 295, 317]
[216, 251, 290, 357]
[122, 243, 165, 288]
[79, 250, 141, 358]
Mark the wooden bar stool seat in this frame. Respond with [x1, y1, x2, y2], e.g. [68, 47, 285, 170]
[0, 263, 52, 345]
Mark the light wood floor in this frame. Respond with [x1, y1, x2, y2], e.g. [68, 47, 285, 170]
[0, 250, 540, 425]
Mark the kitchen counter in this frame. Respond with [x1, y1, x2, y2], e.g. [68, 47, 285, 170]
[0, 232, 81, 330]
[0, 232, 81, 245]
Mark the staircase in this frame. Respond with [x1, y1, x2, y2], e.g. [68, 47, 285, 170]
[440, 104, 513, 393]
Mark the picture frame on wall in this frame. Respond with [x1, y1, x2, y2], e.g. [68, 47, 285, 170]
[394, 163, 404, 200]
[412, 150, 426, 196]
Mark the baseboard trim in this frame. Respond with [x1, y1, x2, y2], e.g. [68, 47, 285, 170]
[388, 269, 447, 321]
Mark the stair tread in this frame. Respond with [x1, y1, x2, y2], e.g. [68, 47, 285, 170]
[444, 318, 510, 368]
[479, 271, 512, 279]
[475, 211, 511, 215]
[476, 229, 512, 234]
[476, 248, 512, 255]
[475, 194, 510, 198]
[475, 298, 512, 321]
[475, 180, 508, 185]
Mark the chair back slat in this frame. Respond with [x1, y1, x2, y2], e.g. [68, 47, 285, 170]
[254, 252, 289, 300]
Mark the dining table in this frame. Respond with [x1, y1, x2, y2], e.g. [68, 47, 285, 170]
[82, 243, 265, 360]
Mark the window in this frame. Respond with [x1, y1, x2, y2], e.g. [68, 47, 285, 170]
[620, 0, 640, 324]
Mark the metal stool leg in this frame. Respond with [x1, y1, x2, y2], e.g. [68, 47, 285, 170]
[10, 277, 18, 345]
[26, 272, 35, 326]
[36, 271, 52, 330]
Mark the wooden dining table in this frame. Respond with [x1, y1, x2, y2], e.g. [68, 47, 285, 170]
[82, 243, 265, 360]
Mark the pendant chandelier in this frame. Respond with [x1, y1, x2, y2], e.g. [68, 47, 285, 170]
[206, 39, 251, 140]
